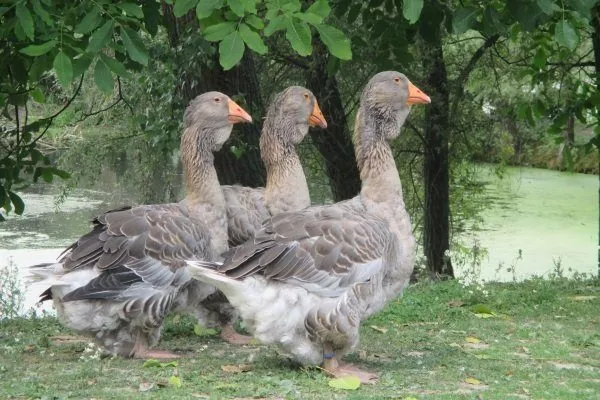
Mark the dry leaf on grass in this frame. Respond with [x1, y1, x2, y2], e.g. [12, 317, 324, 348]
[138, 382, 155, 392]
[447, 300, 465, 308]
[369, 325, 388, 334]
[465, 336, 481, 344]
[464, 377, 483, 385]
[570, 295, 596, 301]
[221, 364, 253, 373]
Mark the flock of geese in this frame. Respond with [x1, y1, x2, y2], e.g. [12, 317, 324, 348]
[28, 71, 431, 383]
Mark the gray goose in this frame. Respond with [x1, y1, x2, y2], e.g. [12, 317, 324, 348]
[222, 86, 327, 248]
[29, 92, 252, 359]
[186, 72, 430, 382]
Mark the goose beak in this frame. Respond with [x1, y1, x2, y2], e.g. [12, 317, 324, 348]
[228, 99, 253, 124]
[308, 101, 328, 129]
[407, 83, 431, 105]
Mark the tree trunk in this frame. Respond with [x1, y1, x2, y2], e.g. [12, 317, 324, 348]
[565, 114, 575, 146]
[421, 38, 454, 279]
[306, 40, 361, 201]
[162, 3, 265, 187]
[590, 5, 600, 277]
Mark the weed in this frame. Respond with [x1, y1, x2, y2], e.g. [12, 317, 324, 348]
[0, 259, 23, 320]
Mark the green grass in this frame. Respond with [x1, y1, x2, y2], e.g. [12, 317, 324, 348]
[1, 277, 599, 399]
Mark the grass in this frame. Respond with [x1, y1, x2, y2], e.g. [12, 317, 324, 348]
[1, 277, 599, 399]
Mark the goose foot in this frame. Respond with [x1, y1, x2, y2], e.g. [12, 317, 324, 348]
[133, 347, 180, 359]
[323, 355, 378, 384]
[220, 324, 253, 345]
[328, 363, 379, 384]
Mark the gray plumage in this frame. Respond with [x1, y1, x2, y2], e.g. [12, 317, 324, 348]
[28, 92, 251, 357]
[187, 72, 429, 374]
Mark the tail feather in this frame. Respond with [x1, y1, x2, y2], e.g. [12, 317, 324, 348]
[27, 263, 65, 283]
[186, 260, 242, 292]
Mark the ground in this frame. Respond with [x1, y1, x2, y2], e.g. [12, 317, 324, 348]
[1, 277, 599, 399]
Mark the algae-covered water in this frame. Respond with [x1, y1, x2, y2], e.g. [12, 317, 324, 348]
[456, 165, 598, 281]
[1, 165, 597, 315]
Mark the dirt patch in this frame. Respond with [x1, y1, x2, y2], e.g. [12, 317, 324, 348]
[549, 361, 597, 371]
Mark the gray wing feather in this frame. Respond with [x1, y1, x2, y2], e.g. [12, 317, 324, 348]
[220, 198, 391, 296]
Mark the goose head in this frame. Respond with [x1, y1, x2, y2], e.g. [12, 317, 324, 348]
[360, 71, 430, 141]
[264, 86, 327, 146]
[184, 91, 252, 151]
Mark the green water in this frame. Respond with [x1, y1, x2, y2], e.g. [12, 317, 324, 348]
[457, 165, 598, 281]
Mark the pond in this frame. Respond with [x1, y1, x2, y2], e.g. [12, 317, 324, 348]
[455, 165, 598, 282]
[1, 165, 597, 316]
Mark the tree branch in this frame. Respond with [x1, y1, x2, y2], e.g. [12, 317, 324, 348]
[450, 34, 500, 117]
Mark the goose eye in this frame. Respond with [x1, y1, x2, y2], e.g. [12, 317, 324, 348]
[214, 97, 221, 103]
[393, 77, 401, 83]
[303, 93, 310, 100]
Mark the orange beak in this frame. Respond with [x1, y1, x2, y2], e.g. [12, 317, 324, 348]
[308, 100, 328, 129]
[407, 82, 431, 105]
[227, 98, 253, 124]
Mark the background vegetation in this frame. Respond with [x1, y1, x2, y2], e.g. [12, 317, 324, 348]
[1, 0, 598, 279]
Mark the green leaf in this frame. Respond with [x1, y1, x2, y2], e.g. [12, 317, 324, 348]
[453, 7, 478, 34]
[121, 27, 149, 66]
[168, 375, 182, 388]
[294, 12, 323, 25]
[196, 0, 223, 19]
[239, 23, 267, 54]
[533, 47, 547, 69]
[87, 20, 114, 53]
[285, 19, 312, 57]
[19, 40, 57, 56]
[8, 191, 25, 215]
[241, 0, 256, 14]
[536, 0, 561, 15]
[554, 20, 579, 50]
[31, 0, 52, 26]
[227, 0, 245, 16]
[117, 3, 144, 18]
[402, 0, 423, 24]
[75, 7, 102, 34]
[94, 59, 114, 94]
[307, 0, 331, 18]
[142, 1, 161, 35]
[100, 53, 131, 78]
[46, 167, 70, 179]
[72, 54, 94, 77]
[315, 24, 351, 60]
[203, 21, 236, 41]
[16, 3, 35, 40]
[53, 52, 73, 88]
[328, 375, 361, 390]
[264, 15, 286, 36]
[30, 87, 45, 103]
[219, 30, 245, 70]
[193, 324, 218, 337]
[245, 14, 264, 29]
[143, 359, 162, 368]
[174, 0, 198, 17]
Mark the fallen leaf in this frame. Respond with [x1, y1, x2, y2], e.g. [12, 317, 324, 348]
[87, 379, 96, 385]
[447, 300, 465, 308]
[470, 304, 496, 316]
[504, 370, 513, 376]
[473, 313, 495, 319]
[23, 345, 35, 352]
[464, 377, 483, 385]
[171, 314, 181, 324]
[474, 354, 490, 359]
[139, 382, 155, 392]
[168, 375, 182, 388]
[369, 325, 388, 334]
[521, 346, 530, 354]
[328, 375, 361, 390]
[143, 359, 178, 368]
[465, 336, 481, 344]
[221, 364, 252, 373]
[194, 324, 218, 337]
[522, 387, 530, 394]
[570, 295, 596, 301]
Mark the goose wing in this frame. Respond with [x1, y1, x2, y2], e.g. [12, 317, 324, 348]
[61, 204, 213, 301]
[220, 198, 391, 297]
[222, 185, 269, 247]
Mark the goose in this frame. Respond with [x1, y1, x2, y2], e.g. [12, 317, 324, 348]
[222, 86, 327, 248]
[29, 92, 252, 358]
[186, 71, 430, 382]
